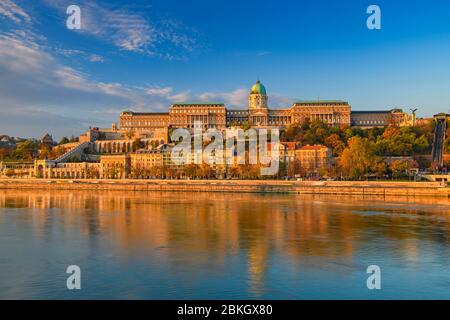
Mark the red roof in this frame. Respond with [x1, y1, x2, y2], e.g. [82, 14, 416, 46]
[281, 142, 296, 150]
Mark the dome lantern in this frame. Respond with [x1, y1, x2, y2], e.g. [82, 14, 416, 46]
[250, 80, 267, 95]
[249, 80, 268, 110]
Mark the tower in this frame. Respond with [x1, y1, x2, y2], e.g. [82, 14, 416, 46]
[249, 80, 268, 110]
[248, 80, 269, 126]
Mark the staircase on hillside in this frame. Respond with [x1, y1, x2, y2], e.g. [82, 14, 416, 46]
[55, 142, 90, 162]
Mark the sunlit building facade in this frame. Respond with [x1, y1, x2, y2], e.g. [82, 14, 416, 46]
[119, 80, 354, 134]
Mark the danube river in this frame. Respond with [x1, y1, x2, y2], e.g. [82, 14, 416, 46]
[1, 190, 450, 299]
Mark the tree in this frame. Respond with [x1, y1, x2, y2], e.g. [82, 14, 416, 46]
[125, 131, 135, 140]
[105, 164, 124, 179]
[282, 123, 302, 142]
[86, 166, 100, 179]
[185, 164, 199, 179]
[4, 169, 15, 177]
[130, 166, 145, 179]
[38, 145, 51, 159]
[390, 160, 408, 179]
[149, 165, 163, 178]
[227, 164, 241, 179]
[10, 140, 39, 160]
[373, 161, 388, 179]
[59, 137, 70, 145]
[338, 136, 382, 180]
[278, 161, 287, 178]
[0, 147, 11, 161]
[48, 146, 67, 160]
[66, 155, 80, 163]
[150, 140, 160, 149]
[133, 138, 144, 151]
[324, 133, 345, 156]
[199, 163, 212, 179]
[287, 159, 301, 177]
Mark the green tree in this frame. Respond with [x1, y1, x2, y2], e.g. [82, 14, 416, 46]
[10, 140, 39, 160]
[390, 160, 409, 179]
[59, 137, 70, 145]
[338, 136, 382, 180]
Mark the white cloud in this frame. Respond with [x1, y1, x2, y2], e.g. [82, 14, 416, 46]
[198, 89, 248, 107]
[43, 0, 199, 58]
[0, 32, 51, 73]
[145, 86, 173, 96]
[53, 66, 124, 97]
[55, 48, 105, 63]
[197, 88, 294, 108]
[0, 9, 292, 138]
[89, 54, 104, 63]
[169, 91, 192, 103]
[0, 0, 31, 24]
[256, 51, 271, 57]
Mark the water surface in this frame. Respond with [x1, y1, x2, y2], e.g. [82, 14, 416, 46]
[1, 190, 450, 299]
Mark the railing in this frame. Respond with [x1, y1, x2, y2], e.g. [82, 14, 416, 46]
[55, 142, 90, 162]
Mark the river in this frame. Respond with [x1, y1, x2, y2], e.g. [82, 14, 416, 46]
[0, 190, 449, 299]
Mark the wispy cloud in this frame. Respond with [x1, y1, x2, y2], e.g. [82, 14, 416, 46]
[145, 86, 173, 96]
[56, 48, 105, 63]
[197, 88, 294, 108]
[143, 86, 294, 109]
[88, 54, 104, 63]
[0, 31, 51, 73]
[198, 89, 249, 107]
[43, 0, 200, 59]
[256, 51, 272, 57]
[0, 1, 291, 139]
[0, 0, 31, 24]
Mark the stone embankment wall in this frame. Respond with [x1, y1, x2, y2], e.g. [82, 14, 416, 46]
[0, 179, 449, 197]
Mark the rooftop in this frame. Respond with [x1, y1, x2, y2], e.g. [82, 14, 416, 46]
[298, 145, 329, 151]
[281, 142, 297, 150]
[250, 80, 267, 95]
[121, 111, 169, 116]
[294, 100, 349, 105]
[351, 110, 390, 114]
[171, 103, 224, 107]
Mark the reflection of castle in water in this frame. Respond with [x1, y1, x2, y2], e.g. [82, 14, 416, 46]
[1, 190, 450, 296]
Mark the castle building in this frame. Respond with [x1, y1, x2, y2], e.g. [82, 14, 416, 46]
[119, 80, 354, 135]
[295, 145, 332, 174]
[351, 109, 411, 128]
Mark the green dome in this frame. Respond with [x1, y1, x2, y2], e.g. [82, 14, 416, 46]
[250, 80, 266, 95]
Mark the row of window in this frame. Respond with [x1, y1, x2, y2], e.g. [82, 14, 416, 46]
[122, 121, 167, 126]
[171, 109, 225, 114]
[354, 120, 385, 125]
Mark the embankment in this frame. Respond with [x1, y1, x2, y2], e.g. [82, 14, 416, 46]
[0, 179, 449, 197]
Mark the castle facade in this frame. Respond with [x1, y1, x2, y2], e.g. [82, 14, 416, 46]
[119, 80, 355, 133]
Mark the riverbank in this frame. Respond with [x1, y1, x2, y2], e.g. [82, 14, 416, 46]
[0, 178, 449, 197]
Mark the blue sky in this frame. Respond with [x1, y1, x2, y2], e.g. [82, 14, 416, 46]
[1, 0, 450, 138]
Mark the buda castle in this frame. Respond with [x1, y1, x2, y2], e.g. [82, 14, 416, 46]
[119, 80, 410, 135]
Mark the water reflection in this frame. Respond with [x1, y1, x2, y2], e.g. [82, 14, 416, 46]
[1, 190, 450, 299]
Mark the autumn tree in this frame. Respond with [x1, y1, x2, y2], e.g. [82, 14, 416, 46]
[0, 147, 11, 161]
[10, 140, 39, 160]
[338, 136, 382, 180]
[324, 133, 345, 156]
[86, 166, 100, 179]
[59, 137, 70, 145]
[389, 160, 408, 179]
